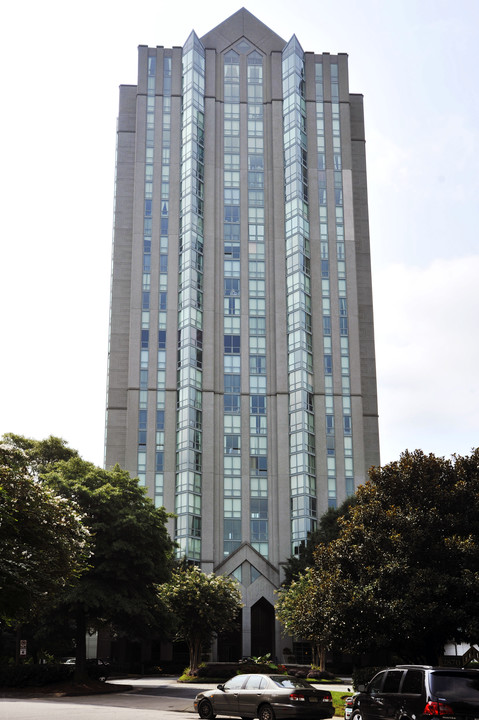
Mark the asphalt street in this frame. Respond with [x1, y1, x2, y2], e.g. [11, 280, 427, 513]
[0, 675, 352, 720]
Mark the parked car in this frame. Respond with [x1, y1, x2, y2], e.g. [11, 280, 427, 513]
[343, 693, 355, 720]
[352, 665, 479, 720]
[194, 673, 334, 720]
[61, 657, 110, 682]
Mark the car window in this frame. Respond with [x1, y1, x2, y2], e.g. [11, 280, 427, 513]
[225, 675, 247, 690]
[368, 671, 387, 695]
[271, 676, 310, 689]
[402, 670, 423, 694]
[430, 672, 479, 701]
[245, 675, 265, 690]
[383, 670, 404, 693]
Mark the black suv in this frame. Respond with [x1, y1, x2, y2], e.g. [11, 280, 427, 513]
[352, 665, 479, 720]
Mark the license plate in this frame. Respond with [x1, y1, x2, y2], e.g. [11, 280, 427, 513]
[310, 697, 319, 703]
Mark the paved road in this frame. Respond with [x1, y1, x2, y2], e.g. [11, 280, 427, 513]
[0, 675, 352, 720]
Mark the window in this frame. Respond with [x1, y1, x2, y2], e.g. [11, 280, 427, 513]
[224, 335, 241, 354]
[251, 395, 266, 414]
[250, 456, 267, 475]
[224, 674, 245, 691]
[251, 498, 268, 519]
[224, 394, 240, 413]
[245, 675, 266, 690]
[224, 278, 240, 296]
[225, 435, 241, 454]
[383, 670, 404, 694]
[369, 672, 386, 695]
[402, 670, 423, 694]
[224, 374, 241, 393]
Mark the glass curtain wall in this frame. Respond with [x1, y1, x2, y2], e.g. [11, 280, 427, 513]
[223, 50, 242, 557]
[282, 37, 317, 554]
[155, 53, 172, 508]
[247, 50, 268, 558]
[137, 52, 157, 486]
[176, 32, 205, 560]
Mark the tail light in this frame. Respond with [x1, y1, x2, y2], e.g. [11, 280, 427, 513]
[423, 702, 454, 716]
[323, 692, 333, 703]
[290, 693, 306, 702]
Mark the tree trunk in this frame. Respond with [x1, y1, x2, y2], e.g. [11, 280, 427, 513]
[319, 644, 326, 671]
[74, 603, 88, 682]
[189, 637, 202, 674]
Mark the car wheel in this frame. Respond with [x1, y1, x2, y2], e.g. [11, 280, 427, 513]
[258, 704, 276, 720]
[352, 711, 362, 720]
[198, 699, 216, 719]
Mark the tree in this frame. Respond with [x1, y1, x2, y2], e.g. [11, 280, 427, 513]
[157, 565, 243, 673]
[282, 495, 357, 586]
[1, 433, 78, 476]
[309, 450, 479, 663]
[0, 444, 89, 629]
[40, 456, 175, 680]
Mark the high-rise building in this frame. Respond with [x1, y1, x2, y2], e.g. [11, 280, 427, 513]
[105, 8, 379, 659]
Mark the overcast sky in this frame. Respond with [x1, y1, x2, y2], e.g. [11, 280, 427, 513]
[1, 0, 478, 469]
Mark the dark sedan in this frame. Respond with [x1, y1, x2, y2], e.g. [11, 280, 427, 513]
[194, 673, 334, 720]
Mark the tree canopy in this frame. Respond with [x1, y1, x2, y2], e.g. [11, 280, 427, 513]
[282, 495, 357, 586]
[157, 564, 243, 673]
[277, 449, 479, 664]
[40, 456, 175, 676]
[0, 443, 89, 627]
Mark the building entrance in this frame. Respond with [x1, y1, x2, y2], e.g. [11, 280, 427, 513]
[251, 598, 275, 658]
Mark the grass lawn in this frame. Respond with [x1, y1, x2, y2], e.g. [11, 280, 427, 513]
[331, 689, 350, 717]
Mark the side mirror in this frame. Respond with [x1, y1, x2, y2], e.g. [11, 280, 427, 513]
[357, 684, 366, 692]
[217, 684, 225, 692]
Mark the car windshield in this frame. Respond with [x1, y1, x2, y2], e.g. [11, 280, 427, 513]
[430, 672, 479, 701]
[270, 676, 311, 689]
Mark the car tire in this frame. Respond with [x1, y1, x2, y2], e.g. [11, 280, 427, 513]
[352, 711, 362, 720]
[258, 704, 276, 720]
[198, 699, 216, 719]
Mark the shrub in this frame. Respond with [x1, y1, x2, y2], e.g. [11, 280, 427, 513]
[0, 663, 73, 688]
[307, 668, 336, 680]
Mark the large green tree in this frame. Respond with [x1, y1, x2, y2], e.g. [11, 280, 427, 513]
[157, 565, 243, 673]
[306, 450, 479, 663]
[40, 456, 175, 679]
[276, 567, 337, 670]
[282, 495, 357, 586]
[0, 444, 89, 628]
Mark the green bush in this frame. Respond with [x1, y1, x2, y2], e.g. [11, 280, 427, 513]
[307, 668, 337, 680]
[0, 663, 73, 688]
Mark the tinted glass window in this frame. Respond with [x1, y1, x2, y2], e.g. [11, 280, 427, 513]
[369, 672, 386, 695]
[430, 672, 479, 701]
[271, 676, 310, 689]
[383, 670, 404, 693]
[402, 670, 423, 694]
[245, 675, 264, 690]
[225, 675, 247, 690]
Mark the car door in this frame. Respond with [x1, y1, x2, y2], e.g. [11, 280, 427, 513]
[358, 671, 388, 720]
[380, 669, 406, 719]
[213, 674, 246, 716]
[236, 674, 268, 717]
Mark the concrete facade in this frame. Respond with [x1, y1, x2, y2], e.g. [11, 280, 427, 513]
[105, 8, 379, 660]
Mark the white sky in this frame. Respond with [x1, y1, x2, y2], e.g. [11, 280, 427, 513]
[1, 0, 478, 469]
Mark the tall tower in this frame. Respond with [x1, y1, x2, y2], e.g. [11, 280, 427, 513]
[105, 8, 379, 659]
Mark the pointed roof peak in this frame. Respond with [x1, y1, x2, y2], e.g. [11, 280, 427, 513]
[200, 8, 286, 54]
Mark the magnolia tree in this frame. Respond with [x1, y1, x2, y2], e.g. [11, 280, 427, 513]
[277, 449, 479, 664]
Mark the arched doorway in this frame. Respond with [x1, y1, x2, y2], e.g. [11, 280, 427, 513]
[251, 598, 275, 658]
